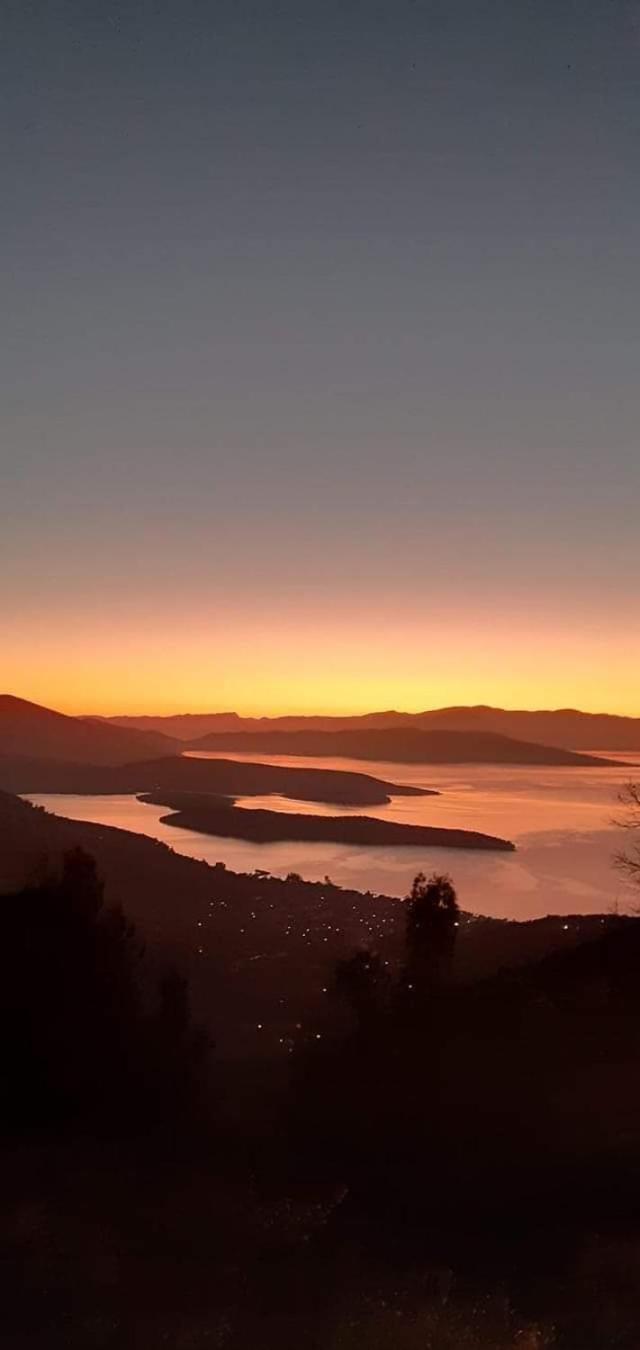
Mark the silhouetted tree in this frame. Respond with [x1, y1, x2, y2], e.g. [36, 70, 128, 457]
[0, 849, 209, 1136]
[615, 783, 640, 888]
[404, 872, 460, 990]
[58, 845, 105, 919]
[334, 948, 390, 1028]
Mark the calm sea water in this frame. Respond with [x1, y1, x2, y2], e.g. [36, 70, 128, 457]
[27, 750, 638, 920]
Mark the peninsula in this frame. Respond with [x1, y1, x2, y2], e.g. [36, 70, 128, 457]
[139, 791, 516, 852]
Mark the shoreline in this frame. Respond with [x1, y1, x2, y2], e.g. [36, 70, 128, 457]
[138, 791, 516, 852]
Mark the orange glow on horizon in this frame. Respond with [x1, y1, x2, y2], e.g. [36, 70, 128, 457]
[4, 604, 640, 719]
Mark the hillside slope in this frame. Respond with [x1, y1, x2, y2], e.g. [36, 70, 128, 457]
[413, 705, 640, 751]
[99, 710, 406, 739]
[0, 750, 432, 805]
[0, 695, 177, 765]
[102, 705, 640, 751]
[0, 791, 617, 1056]
[188, 727, 623, 766]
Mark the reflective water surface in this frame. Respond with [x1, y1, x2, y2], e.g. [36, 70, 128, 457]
[28, 749, 638, 919]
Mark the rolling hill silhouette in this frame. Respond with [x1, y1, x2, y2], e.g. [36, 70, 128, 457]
[412, 705, 640, 751]
[0, 749, 433, 806]
[0, 695, 178, 765]
[187, 726, 622, 766]
[0, 789, 608, 1054]
[98, 710, 407, 739]
[101, 705, 640, 751]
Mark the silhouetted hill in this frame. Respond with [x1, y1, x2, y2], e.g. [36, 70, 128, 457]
[0, 791, 618, 1058]
[94, 711, 250, 739]
[412, 704, 640, 751]
[99, 710, 407, 739]
[0, 695, 178, 765]
[139, 791, 515, 851]
[3, 787, 638, 1349]
[188, 727, 622, 766]
[0, 751, 433, 805]
[101, 704, 640, 750]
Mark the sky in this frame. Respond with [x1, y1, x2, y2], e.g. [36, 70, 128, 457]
[2, 0, 639, 715]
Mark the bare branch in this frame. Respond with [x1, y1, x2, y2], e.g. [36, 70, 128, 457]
[614, 783, 640, 887]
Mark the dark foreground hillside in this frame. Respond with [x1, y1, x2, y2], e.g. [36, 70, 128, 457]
[0, 792, 605, 1058]
[3, 791, 640, 1347]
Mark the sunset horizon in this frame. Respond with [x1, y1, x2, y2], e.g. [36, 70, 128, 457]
[4, 1, 640, 1340]
[5, 603, 640, 720]
[5, 688, 640, 722]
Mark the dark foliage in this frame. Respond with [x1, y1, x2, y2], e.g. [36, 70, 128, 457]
[615, 780, 640, 886]
[404, 871, 460, 990]
[288, 881, 640, 1274]
[334, 948, 391, 1028]
[0, 849, 210, 1135]
[4, 847, 640, 1344]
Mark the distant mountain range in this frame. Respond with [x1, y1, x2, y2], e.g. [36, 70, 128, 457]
[187, 727, 623, 767]
[0, 696, 634, 778]
[0, 697, 439, 803]
[100, 705, 640, 751]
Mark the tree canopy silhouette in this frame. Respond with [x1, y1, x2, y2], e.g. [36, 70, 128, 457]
[615, 782, 640, 887]
[405, 871, 460, 988]
[0, 848, 209, 1134]
[334, 948, 390, 1027]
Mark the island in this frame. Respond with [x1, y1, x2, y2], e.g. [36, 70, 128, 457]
[138, 791, 516, 851]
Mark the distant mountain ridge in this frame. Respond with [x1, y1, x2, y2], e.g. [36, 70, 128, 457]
[3, 696, 635, 775]
[187, 727, 623, 767]
[99, 705, 640, 750]
[0, 695, 178, 765]
[412, 706, 640, 751]
[96, 710, 407, 739]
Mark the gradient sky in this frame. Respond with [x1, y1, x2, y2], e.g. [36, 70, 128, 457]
[2, 1, 639, 715]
